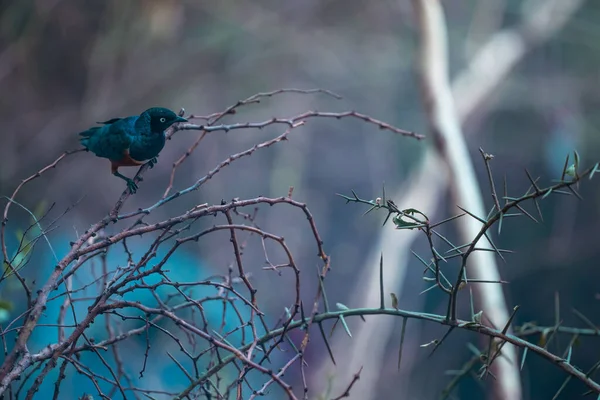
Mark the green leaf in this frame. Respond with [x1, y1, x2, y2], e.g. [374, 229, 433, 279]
[392, 208, 428, 230]
[339, 315, 352, 338]
[0, 300, 13, 311]
[400, 208, 425, 218]
[33, 200, 48, 221]
[392, 214, 420, 229]
[390, 293, 399, 310]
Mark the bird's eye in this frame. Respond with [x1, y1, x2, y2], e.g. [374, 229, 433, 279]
[159, 117, 166, 123]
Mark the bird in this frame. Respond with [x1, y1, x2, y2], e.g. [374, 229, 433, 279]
[79, 107, 187, 193]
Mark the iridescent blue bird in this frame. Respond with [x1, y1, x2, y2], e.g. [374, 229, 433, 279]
[79, 107, 187, 193]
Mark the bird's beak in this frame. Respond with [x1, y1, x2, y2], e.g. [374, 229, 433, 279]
[175, 116, 188, 123]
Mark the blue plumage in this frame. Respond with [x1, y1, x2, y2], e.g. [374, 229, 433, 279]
[79, 107, 187, 193]
[79, 117, 136, 160]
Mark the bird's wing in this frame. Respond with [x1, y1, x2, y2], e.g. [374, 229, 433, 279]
[78, 126, 100, 138]
[79, 118, 135, 161]
[96, 117, 122, 125]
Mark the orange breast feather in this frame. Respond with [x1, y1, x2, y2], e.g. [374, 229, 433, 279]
[110, 150, 145, 173]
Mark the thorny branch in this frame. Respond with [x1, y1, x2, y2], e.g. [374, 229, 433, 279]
[341, 150, 600, 397]
[0, 88, 417, 399]
[0, 88, 599, 399]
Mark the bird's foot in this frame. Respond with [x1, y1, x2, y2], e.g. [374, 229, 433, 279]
[147, 157, 158, 169]
[126, 178, 138, 194]
[113, 170, 138, 194]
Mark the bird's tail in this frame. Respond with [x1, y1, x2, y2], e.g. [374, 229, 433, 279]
[78, 127, 100, 148]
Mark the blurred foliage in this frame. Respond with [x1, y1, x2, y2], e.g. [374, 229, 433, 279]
[1, 1, 600, 399]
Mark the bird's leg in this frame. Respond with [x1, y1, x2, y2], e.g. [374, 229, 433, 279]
[112, 170, 138, 193]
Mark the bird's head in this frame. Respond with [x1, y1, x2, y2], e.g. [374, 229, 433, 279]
[142, 107, 188, 132]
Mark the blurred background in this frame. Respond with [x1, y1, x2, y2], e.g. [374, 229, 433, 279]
[1, 0, 600, 399]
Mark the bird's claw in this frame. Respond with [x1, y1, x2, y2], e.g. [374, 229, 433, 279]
[113, 171, 138, 194]
[126, 179, 138, 194]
